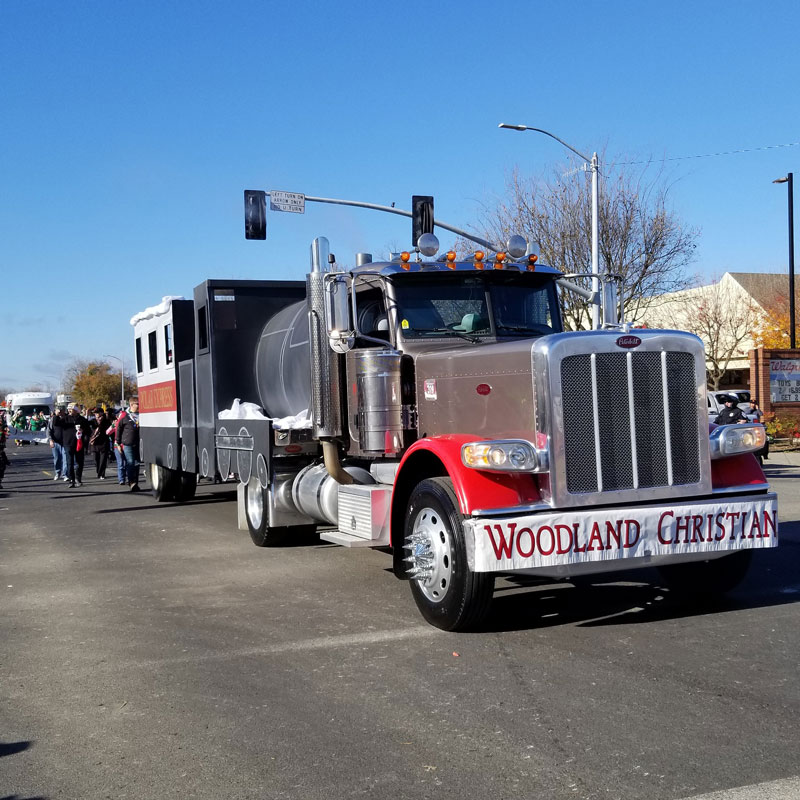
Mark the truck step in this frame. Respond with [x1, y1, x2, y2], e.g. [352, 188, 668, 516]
[319, 530, 390, 548]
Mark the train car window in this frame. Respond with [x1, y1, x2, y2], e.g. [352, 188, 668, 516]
[164, 323, 173, 365]
[197, 305, 209, 351]
[135, 337, 143, 374]
[148, 331, 158, 370]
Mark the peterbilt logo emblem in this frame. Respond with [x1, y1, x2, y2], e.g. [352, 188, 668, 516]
[616, 335, 642, 349]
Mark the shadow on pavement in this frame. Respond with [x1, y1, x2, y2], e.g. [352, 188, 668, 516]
[94, 490, 238, 513]
[0, 741, 32, 758]
[483, 527, 800, 633]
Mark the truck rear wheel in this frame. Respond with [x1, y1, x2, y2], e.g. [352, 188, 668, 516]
[149, 463, 176, 502]
[658, 550, 753, 596]
[404, 477, 494, 631]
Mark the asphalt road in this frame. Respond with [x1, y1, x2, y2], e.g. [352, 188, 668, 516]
[1, 448, 799, 800]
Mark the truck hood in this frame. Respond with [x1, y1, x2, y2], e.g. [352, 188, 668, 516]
[413, 339, 537, 441]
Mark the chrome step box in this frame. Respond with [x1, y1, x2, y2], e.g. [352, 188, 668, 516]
[331, 484, 392, 546]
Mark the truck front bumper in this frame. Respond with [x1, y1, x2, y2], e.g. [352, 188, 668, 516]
[464, 492, 778, 575]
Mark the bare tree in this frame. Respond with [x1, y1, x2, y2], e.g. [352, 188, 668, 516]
[469, 158, 698, 329]
[653, 278, 763, 390]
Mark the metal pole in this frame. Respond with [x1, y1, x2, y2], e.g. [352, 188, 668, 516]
[591, 153, 600, 329]
[120, 359, 125, 408]
[789, 173, 796, 349]
[498, 124, 601, 329]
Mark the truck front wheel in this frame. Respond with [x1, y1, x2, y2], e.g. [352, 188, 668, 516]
[404, 477, 494, 631]
[658, 550, 753, 596]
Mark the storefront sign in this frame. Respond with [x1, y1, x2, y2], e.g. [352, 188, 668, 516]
[770, 359, 800, 403]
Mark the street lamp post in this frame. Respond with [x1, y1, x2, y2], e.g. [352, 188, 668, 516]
[773, 173, 795, 349]
[104, 355, 125, 408]
[499, 123, 601, 328]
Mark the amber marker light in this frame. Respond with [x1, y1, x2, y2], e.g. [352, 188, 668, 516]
[494, 252, 506, 269]
[445, 251, 457, 269]
[400, 251, 411, 269]
[526, 254, 538, 271]
[473, 250, 485, 270]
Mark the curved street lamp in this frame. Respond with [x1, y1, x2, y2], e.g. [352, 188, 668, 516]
[498, 123, 600, 328]
[104, 354, 125, 407]
[772, 173, 795, 349]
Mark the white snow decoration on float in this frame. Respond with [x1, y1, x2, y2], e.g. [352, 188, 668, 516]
[217, 400, 312, 430]
[130, 296, 186, 326]
[218, 399, 268, 421]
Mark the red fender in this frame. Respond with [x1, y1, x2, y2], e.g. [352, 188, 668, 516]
[392, 435, 541, 517]
[708, 423, 767, 488]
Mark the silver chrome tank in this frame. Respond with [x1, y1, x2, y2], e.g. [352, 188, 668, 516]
[255, 301, 310, 419]
[292, 463, 374, 524]
[353, 349, 404, 454]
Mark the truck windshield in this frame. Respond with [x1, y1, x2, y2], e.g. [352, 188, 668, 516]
[391, 272, 560, 339]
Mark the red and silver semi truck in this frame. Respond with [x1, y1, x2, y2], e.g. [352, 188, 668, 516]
[131, 193, 776, 630]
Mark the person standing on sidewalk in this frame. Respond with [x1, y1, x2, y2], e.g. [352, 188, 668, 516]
[47, 406, 67, 480]
[116, 398, 141, 492]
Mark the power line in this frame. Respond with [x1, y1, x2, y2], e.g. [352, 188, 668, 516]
[617, 140, 800, 166]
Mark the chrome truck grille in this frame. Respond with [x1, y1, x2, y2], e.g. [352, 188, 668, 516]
[533, 331, 711, 508]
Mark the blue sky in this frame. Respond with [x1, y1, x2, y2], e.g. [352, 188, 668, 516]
[1, 0, 798, 389]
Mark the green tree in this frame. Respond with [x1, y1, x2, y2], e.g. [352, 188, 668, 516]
[64, 360, 137, 407]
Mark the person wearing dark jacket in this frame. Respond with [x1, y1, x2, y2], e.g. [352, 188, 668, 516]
[48, 406, 67, 481]
[89, 409, 110, 479]
[713, 395, 747, 426]
[57, 404, 92, 487]
[115, 398, 141, 492]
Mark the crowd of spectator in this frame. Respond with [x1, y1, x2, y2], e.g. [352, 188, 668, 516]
[0, 398, 140, 491]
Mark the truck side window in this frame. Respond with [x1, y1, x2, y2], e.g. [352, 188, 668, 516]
[148, 331, 158, 370]
[164, 323, 173, 365]
[356, 286, 389, 342]
[197, 306, 208, 351]
[135, 337, 143, 374]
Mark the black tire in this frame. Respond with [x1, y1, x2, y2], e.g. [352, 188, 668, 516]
[658, 550, 753, 596]
[173, 471, 197, 502]
[243, 478, 316, 547]
[404, 477, 494, 631]
[149, 463, 176, 502]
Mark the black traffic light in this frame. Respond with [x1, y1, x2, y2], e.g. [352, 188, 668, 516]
[412, 195, 434, 248]
[244, 190, 267, 240]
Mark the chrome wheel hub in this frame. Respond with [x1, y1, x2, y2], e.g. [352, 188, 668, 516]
[405, 506, 453, 602]
[246, 481, 264, 529]
[150, 463, 160, 490]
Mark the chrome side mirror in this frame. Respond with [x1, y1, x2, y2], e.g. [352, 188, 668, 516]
[324, 274, 354, 353]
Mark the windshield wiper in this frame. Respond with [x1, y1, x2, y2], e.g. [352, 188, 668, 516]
[410, 327, 480, 343]
[496, 324, 549, 336]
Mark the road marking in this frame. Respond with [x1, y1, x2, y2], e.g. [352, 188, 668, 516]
[131, 626, 439, 668]
[679, 776, 800, 800]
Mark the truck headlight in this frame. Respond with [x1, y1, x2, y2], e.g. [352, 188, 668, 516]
[461, 440, 547, 472]
[709, 424, 766, 459]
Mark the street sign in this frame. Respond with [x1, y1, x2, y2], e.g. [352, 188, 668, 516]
[269, 190, 305, 214]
